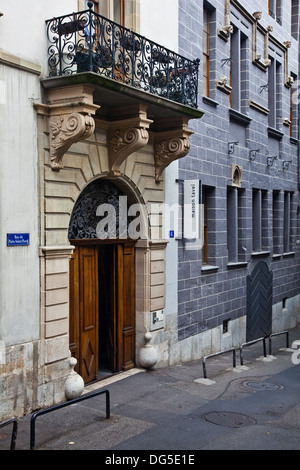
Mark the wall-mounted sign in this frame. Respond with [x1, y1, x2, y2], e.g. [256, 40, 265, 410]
[183, 180, 201, 239]
[7, 233, 30, 246]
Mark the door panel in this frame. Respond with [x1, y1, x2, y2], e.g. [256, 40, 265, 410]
[246, 261, 273, 341]
[69, 249, 80, 365]
[118, 242, 135, 371]
[98, 245, 117, 373]
[80, 247, 99, 382]
[69, 242, 135, 384]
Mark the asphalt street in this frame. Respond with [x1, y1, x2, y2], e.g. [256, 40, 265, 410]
[1, 325, 300, 453]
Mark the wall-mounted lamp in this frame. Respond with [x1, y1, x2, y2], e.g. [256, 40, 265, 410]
[267, 156, 277, 168]
[228, 141, 239, 156]
[249, 149, 260, 161]
[283, 161, 292, 171]
[260, 83, 269, 93]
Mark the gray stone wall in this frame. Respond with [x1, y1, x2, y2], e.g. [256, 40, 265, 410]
[177, 0, 300, 342]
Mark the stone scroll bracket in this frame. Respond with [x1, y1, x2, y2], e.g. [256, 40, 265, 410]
[107, 104, 153, 177]
[34, 85, 100, 171]
[153, 118, 194, 183]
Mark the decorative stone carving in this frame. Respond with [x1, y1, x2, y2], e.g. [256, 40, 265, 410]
[155, 138, 190, 182]
[34, 85, 99, 170]
[108, 105, 152, 176]
[231, 164, 243, 188]
[217, 76, 232, 95]
[218, 0, 233, 41]
[253, 11, 262, 20]
[154, 118, 193, 182]
[109, 126, 150, 176]
[50, 113, 95, 170]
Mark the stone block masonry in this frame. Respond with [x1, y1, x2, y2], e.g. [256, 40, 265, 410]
[177, 0, 300, 349]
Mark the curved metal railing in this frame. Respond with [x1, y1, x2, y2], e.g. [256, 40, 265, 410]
[45, 2, 200, 108]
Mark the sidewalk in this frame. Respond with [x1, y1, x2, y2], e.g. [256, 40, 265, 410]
[1, 325, 300, 451]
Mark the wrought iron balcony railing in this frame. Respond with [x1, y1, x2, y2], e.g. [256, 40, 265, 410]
[46, 2, 200, 108]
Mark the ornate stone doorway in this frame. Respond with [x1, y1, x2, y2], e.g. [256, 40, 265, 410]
[68, 179, 136, 383]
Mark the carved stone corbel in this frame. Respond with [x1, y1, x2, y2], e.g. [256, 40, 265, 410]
[35, 85, 100, 170]
[108, 105, 152, 177]
[49, 113, 95, 170]
[217, 76, 232, 95]
[154, 119, 193, 182]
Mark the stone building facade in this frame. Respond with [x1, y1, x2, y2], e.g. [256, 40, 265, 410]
[0, 0, 299, 422]
[0, 0, 203, 420]
[176, 0, 300, 359]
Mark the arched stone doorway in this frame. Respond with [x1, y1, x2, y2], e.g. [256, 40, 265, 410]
[68, 178, 143, 383]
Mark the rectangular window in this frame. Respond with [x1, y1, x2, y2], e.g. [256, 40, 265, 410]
[272, 190, 281, 254]
[252, 189, 269, 253]
[268, 58, 282, 129]
[269, 0, 282, 24]
[230, 27, 248, 112]
[284, 192, 293, 253]
[290, 72, 298, 139]
[227, 187, 245, 263]
[291, 0, 299, 39]
[98, 0, 125, 25]
[203, 8, 210, 97]
[202, 186, 216, 266]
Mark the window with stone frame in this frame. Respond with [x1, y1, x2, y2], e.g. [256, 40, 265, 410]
[230, 26, 248, 113]
[272, 190, 281, 255]
[252, 189, 269, 253]
[203, 7, 211, 97]
[284, 191, 294, 254]
[98, 0, 126, 26]
[227, 186, 246, 263]
[290, 72, 298, 139]
[202, 185, 216, 266]
[268, 57, 283, 130]
[291, 0, 300, 39]
[269, 0, 282, 24]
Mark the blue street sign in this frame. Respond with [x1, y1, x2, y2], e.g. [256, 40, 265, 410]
[7, 233, 30, 246]
[169, 230, 175, 238]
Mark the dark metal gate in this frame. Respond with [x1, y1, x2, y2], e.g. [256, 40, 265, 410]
[246, 261, 273, 342]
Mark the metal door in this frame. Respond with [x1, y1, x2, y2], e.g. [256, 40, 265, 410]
[246, 261, 273, 341]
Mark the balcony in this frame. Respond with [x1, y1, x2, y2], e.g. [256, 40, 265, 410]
[45, 2, 200, 109]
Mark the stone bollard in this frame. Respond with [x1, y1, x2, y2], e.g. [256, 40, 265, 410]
[64, 356, 85, 400]
[139, 332, 158, 369]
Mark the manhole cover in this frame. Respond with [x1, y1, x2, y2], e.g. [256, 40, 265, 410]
[203, 411, 256, 428]
[0, 433, 10, 441]
[245, 381, 282, 391]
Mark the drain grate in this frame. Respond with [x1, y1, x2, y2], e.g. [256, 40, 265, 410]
[245, 381, 282, 391]
[203, 411, 256, 428]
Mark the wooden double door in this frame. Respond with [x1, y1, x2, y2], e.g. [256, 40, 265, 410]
[69, 241, 135, 384]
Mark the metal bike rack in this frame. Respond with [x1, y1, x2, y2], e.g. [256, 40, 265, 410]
[0, 417, 18, 450]
[268, 331, 289, 355]
[239, 337, 267, 366]
[202, 348, 237, 379]
[30, 388, 110, 450]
